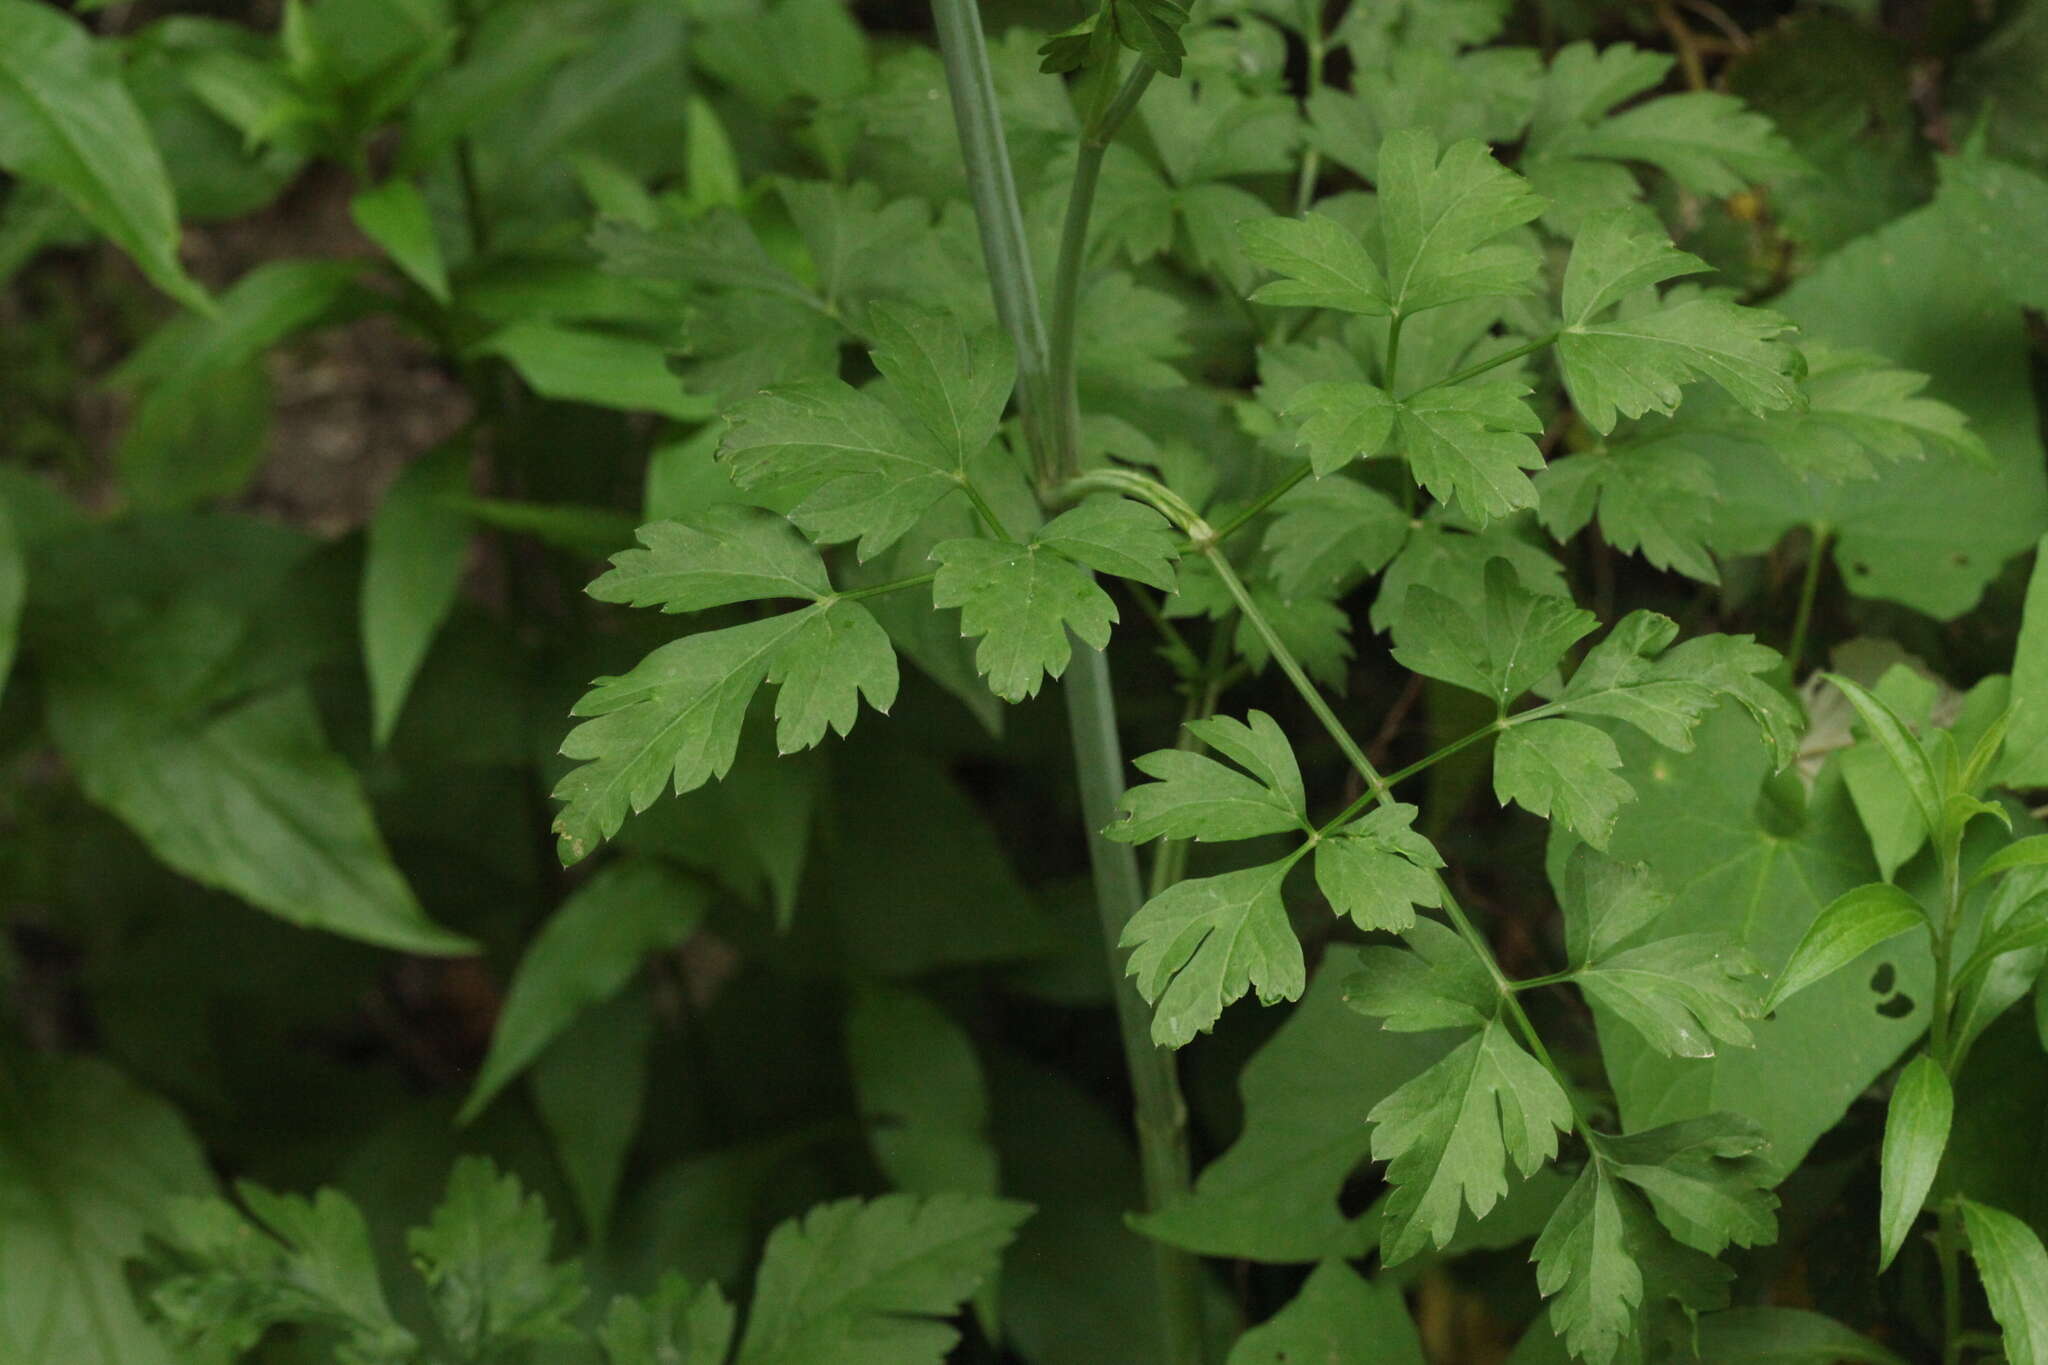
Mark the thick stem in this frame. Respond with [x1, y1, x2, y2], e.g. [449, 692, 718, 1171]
[1065, 645, 1207, 1365]
[931, 0, 1055, 470]
[930, 11, 1205, 1359]
[1785, 523, 1830, 674]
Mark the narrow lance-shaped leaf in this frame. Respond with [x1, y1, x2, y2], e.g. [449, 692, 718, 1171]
[1762, 882, 1926, 1014]
[1961, 1199, 2048, 1365]
[1877, 1054, 1952, 1272]
[0, 1, 210, 310]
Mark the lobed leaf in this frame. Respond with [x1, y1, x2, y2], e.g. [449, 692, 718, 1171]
[930, 538, 1117, 702]
[1121, 857, 1308, 1048]
[1369, 1016, 1573, 1262]
[1314, 802, 1445, 932]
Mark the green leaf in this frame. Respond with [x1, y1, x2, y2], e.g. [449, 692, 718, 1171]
[1226, 1260, 1427, 1365]
[1562, 296, 1801, 436]
[599, 1274, 737, 1365]
[1531, 1156, 1732, 1365]
[1314, 802, 1445, 932]
[1538, 439, 1722, 583]
[362, 445, 470, 747]
[1553, 613, 1798, 767]
[722, 379, 962, 561]
[0, 1055, 213, 1365]
[847, 985, 1000, 1200]
[1240, 211, 1390, 315]
[459, 858, 708, 1123]
[1999, 534, 2048, 786]
[1561, 843, 1671, 966]
[155, 1184, 414, 1363]
[0, 0, 209, 310]
[533, 988, 651, 1246]
[1961, 1199, 2048, 1365]
[1374, 128, 1544, 314]
[476, 322, 717, 421]
[865, 302, 1014, 470]
[588, 508, 829, 613]
[1121, 856, 1309, 1047]
[1263, 477, 1408, 598]
[1755, 344, 1990, 481]
[348, 176, 448, 302]
[408, 1157, 587, 1358]
[931, 538, 1117, 703]
[1397, 379, 1548, 522]
[45, 613, 474, 955]
[1416, 557, 1599, 709]
[1877, 1053, 1952, 1272]
[1345, 916, 1497, 1032]
[1111, 710, 1308, 844]
[1600, 1114, 1779, 1255]
[1827, 674, 1945, 846]
[1282, 380, 1398, 476]
[1032, 497, 1180, 592]
[734, 1193, 1032, 1365]
[1972, 832, 2048, 889]
[1567, 91, 1807, 195]
[1134, 952, 1455, 1260]
[1692, 1307, 1909, 1365]
[1580, 707, 1931, 1174]
[1560, 210, 1713, 327]
[1702, 198, 2048, 620]
[552, 601, 896, 862]
[1762, 881, 1925, 1014]
[1577, 934, 1763, 1059]
[1940, 152, 2048, 312]
[1495, 718, 1633, 848]
[1370, 1016, 1574, 1262]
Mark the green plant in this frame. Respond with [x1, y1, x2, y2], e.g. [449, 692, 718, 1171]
[5, 0, 2048, 1361]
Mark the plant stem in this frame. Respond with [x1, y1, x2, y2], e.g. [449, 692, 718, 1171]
[1048, 60, 1156, 485]
[1786, 523, 1830, 674]
[1064, 645, 1206, 1365]
[931, 12, 1205, 1360]
[959, 477, 1015, 541]
[1199, 464, 1312, 551]
[1288, 28, 1327, 217]
[1316, 721, 1506, 834]
[1384, 310, 1408, 393]
[836, 571, 937, 602]
[931, 0, 1055, 475]
[1938, 1201, 1965, 1365]
[1203, 548, 1385, 797]
[1411, 333, 1560, 400]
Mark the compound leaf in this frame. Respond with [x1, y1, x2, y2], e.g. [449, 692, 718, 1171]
[1577, 934, 1763, 1059]
[1396, 379, 1547, 523]
[1375, 128, 1545, 314]
[1345, 916, 1496, 1032]
[598, 1274, 737, 1365]
[1031, 497, 1180, 592]
[1393, 558, 1597, 707]
[1241, 211, 1389, 316]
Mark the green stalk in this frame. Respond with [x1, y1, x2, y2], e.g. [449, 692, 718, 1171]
[1288, 26, 1327, 217]
[1048, 60, 1157, 484]
[930, 10, 1205, 1360]
[1412, 333, 1559, 399]
[932, 0, 1055, 476]
[1202, 548, 1386, 798]
[1785, 523, 1830, 673]
[1065, 646, 1207, 1365]
[836, 571, 937, 602]
[1929, 845, 1966, 1365]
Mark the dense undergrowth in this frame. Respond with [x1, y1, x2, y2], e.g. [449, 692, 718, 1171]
[3, 0, 2048, 1361]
